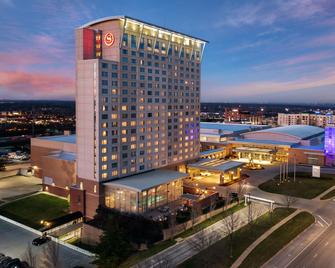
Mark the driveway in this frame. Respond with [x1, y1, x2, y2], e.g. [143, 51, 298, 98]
[0, 218, 94, 268]
[0, 175, 41, 203]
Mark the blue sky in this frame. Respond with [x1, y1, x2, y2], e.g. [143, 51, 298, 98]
[0, 0, 334, 103]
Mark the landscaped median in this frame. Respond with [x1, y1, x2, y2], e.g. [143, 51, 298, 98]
[120, 203, 245, 268]
[239, 211, 314, 268]
[0, 192, 69, 229]
[179, 207, 295, 268]
[320, 188, 335, 200]
[259, 172, 335, 199]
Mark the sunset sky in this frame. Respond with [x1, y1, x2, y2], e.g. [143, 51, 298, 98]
[0, 0, 334, 103]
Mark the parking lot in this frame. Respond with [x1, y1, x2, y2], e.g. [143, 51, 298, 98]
[0, 175, 41, 203]
[0, 218, 94, 267]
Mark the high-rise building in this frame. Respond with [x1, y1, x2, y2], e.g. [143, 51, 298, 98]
[74, 16, 207, 217]
[278, 112, 334, 128]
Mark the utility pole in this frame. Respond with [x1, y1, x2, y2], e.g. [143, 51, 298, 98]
[279, 162, 282, 184]
[293, 157, 296, 183]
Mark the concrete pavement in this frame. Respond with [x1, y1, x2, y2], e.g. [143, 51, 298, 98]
[0, 175, 41, 203]
[0, 218, 94, 268]
[134, 203, 270, 268]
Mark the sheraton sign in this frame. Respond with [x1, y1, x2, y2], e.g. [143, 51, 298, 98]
[104, 32, 115, 46]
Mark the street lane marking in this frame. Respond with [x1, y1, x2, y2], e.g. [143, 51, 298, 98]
[317, 221, 324, 227]
[325, 241, 329, 246]
[313, 253, 318, 258]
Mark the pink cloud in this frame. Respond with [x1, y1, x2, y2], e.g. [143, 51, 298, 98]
[0, 70, 74, 99]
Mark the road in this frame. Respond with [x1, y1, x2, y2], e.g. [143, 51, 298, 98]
[235, 164, 335, 268]
[134, 203, 269, 267]
[0, 219, 94, 268]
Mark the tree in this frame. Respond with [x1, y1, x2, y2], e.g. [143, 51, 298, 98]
[95, 220, 133, 268]
[191, 202, 202, 229]
[22, 243, 36, 268]
[222, 209, 239, 259]
[189, 228, 220, 252]
[282, 195, 297, 209]
[236, 180, 247, 204]
[40, 242, 60, 268]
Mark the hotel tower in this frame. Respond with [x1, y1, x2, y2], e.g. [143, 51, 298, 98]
[65, 16, 206, 217]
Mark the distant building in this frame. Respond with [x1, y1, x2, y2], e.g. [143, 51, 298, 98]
[278, 112, 335, 128]
[200, 124, 327, 166]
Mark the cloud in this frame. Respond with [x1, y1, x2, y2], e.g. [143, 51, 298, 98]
[203, 69, 335, 103]
[309, 33, 335, 47]
[0, 0, 13, 7]
[253, 50, 335, 70]
[0, 70, 74, 100]
[215, 0, 327, 28]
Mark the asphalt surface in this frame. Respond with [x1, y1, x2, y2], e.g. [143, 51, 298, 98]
[0, 219, 94, 268]
[134, 203, 269, 268]
[240, 164, 335, 268]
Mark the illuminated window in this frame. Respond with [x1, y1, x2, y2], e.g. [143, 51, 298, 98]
[102, 173, 107, 179]
[122, 137, 127, 143]
[102, 147, 107, 153]
[122, 168, 127, 174]
[111, 154, 117, 160]
[102, 156, 107, 162]
[112, 170, 118, 176]
[102, 131, 107, 137]
[102, 164, 107, 170]
[102, 139, 107, 145]
[111, 114, 118, 119]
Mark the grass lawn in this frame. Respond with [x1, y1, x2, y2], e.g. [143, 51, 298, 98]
[240, 211, 314, 268]
[259, 172, 335, 199]
[179, 207, 295, 268]
[321, 189, 335, 200]
[0, 193, 69, 229]
[120, 203, 245, 268]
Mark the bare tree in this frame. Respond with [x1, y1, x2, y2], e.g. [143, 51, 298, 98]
[136, 255, 172, 268]
[40, 242, 60, 268]
[222, 209, 240, 258]
[236, 180, 247, 204]
[282, 195, 297, 209]
[188, 228, 220, 252]
[191, 202, 202, 229]
[22, 243, 36, 268]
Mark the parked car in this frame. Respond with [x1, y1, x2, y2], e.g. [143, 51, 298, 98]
[32, 236, 50, 246]
[4, 258, 21, 268]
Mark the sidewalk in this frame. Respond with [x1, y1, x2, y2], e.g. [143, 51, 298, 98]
[314, 184, 335, 200]
[231, 209, 301, 268]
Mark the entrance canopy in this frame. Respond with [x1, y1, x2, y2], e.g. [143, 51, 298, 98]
[233, 147, 274, 154]
[104, 169, 188, 192]
[188, 159, 244, 173]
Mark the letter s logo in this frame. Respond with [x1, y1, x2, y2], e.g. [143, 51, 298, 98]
[104, 32, 114, 46]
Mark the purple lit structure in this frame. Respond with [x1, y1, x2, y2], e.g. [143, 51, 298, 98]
[325, 127, 335, 166]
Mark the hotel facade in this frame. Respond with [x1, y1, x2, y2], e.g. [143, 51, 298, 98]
[32, 16, 207, 218]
